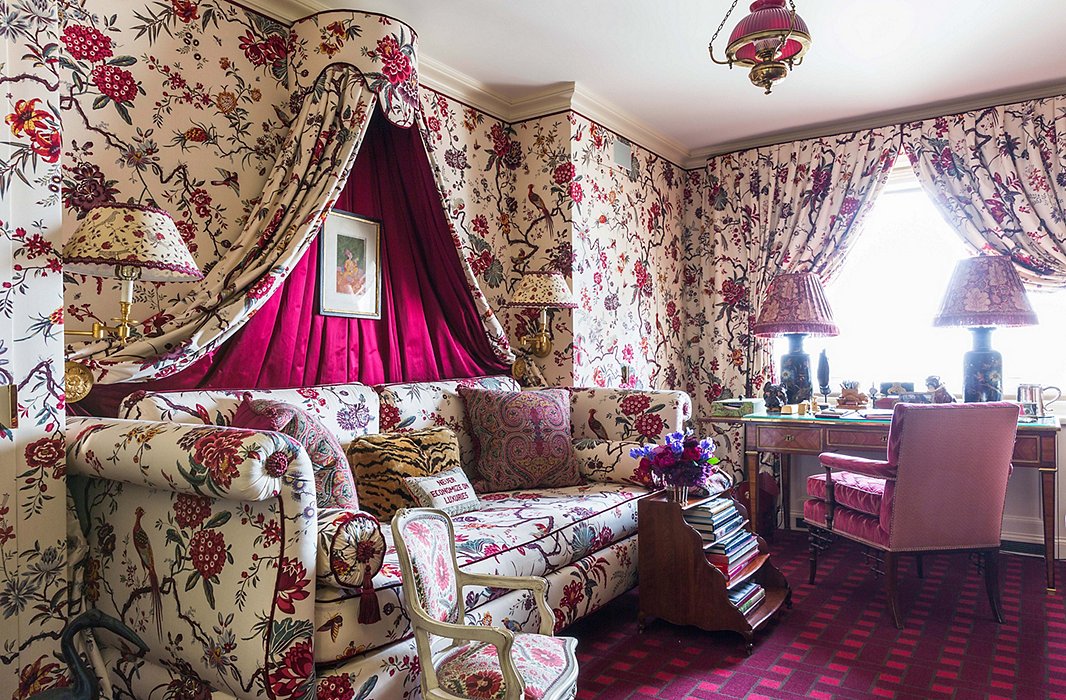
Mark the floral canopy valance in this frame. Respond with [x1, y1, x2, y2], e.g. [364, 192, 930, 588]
[289, 11, 420, 128]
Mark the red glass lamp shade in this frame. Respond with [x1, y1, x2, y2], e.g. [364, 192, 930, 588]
[753, 273, 839, 338]
[728, 0, 811, 66]
[710, 0, 812, 94]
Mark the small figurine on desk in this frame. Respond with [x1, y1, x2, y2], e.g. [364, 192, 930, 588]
[817, 350, 831, 407]
[926, 375, 956, 404]
[837, 380, 869, 409]
[763, 383, 787, 413]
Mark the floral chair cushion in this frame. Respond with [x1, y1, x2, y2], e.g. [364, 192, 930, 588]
[435, 634, 578, 700]
[397, 512, 460, 624]
[459, 387, 581, 492]
[345, 428, 460, 520]
[233, 396, 358, 509]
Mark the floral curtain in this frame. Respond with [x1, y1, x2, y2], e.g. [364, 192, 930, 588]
[417, 110, 513, 364]
[903, 94, 1066, 288]
[685, 127, 899, 476]
[70, 12, 422, 384]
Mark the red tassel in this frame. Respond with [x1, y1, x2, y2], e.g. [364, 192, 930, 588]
[358, 564, 381, 624]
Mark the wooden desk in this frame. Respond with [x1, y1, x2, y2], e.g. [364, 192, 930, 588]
[720, 413, 1060, 591]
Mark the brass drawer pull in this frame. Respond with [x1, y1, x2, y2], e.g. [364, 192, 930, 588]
[880, 435, 888, 443]
[784, 434, 795, 442]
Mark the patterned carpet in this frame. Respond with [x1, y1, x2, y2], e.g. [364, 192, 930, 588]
[569, 531, 1066, 699]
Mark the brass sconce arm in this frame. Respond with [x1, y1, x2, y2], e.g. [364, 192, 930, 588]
[519, 308, 553, 358]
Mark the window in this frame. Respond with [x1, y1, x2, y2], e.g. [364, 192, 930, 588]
[780, 166, 1066, 401]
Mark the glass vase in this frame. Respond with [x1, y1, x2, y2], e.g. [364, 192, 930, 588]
[670, 485, 689, 503]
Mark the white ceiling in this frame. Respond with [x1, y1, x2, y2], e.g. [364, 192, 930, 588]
[263, 0, 1066, 161]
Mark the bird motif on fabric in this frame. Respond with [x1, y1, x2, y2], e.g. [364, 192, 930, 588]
[587, 409, 609, 441]
[527, 184, 554, 238]
[133, 506, 163, 638]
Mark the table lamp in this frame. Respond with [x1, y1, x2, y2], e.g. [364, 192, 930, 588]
[933, 255, 1037, 402]
[64, 203, 203, 401]
[505, 270, 577, 358]
[752, 272, 839, 403]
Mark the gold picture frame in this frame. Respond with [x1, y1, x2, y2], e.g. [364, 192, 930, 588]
[318, 210, 382, 319]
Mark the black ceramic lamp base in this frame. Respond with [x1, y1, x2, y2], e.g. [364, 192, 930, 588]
[963, 327, 1002, 402]
[779, 333, 813, 404]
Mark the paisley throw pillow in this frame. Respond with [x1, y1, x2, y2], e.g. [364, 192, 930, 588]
[232, 396, 358, 509]
[458, 387, 581, 492]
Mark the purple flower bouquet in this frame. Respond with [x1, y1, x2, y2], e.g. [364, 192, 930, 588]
[630, 431, 719, 501]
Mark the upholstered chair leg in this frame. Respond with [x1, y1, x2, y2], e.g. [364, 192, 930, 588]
[885, 552, 902, 629]
[984, 548, 1004, 624]
[914, 553, 924, 579]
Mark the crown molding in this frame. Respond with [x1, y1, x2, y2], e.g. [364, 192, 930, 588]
[688, 79, 1066, 163]
[568, 87, 690, 167]
[420, 57, 690, 166]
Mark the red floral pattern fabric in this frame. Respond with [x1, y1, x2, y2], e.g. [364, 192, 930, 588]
[903, 94, 1066, 288]
[436, 634, 578, 700]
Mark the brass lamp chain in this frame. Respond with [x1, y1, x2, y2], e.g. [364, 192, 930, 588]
[708, 0, 741, 65]
[776, 0, 799, 64]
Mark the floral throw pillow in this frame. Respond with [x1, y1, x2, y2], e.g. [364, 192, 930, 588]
[232, 396, 358, 509]
[458, 387, 581, 492]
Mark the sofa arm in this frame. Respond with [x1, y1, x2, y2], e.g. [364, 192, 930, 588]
[569, 387, 691, 442]
[573, 439, 651, 486]
[67, 417, 318, 700]
[67, 417, 308, 501]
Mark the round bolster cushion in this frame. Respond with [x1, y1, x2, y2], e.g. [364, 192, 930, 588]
[317, 508, 386, 623]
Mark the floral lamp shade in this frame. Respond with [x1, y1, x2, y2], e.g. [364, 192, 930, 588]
[506, 270, 577, 309]
[752, 272, 839, 337]
[933, 255, 1038, 328]
[64, 204, 203, 281]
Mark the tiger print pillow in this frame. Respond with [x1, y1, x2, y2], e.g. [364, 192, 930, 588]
[345, 427, 461, 520]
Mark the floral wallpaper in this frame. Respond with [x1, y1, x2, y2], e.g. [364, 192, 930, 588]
[419, 89, 577, 385]
[1, 0, 69, 696]
[569, 114, 688, 391]
[60, 0, 293, 330]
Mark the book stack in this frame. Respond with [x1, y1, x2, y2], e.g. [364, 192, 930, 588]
[727, 580, 765, 615]
[682, 497, 745, 545]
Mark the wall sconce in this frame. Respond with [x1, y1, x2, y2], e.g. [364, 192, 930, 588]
[505, 271, 575, 381]
[63, 204, 203, 402]
[505, 270, 577, 358]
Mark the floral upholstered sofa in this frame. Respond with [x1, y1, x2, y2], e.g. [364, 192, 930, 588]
[66, 376, 691, 700]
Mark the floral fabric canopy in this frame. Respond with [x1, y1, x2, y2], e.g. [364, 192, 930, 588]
[70, 11, 510, 383]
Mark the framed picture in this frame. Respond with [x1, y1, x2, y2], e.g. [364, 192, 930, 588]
[318, 210, 381, 319]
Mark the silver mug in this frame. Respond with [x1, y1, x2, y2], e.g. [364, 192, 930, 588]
[1017, 384, 1062, 416]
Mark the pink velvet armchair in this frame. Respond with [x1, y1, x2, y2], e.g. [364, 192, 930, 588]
[804, 402, 1019, 628]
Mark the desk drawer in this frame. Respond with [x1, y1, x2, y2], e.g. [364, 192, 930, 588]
[754, 425, 822, 452]
[1011, 432, 1057, 467]
[826, 428, 889, 450]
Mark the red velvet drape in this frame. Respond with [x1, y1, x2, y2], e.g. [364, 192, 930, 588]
[82, 111, 508, 415]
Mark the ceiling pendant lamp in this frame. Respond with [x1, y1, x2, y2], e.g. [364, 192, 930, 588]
[709, 0, 811, 95]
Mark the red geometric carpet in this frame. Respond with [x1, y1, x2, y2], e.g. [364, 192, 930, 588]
[569, 531, 1066, 699]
